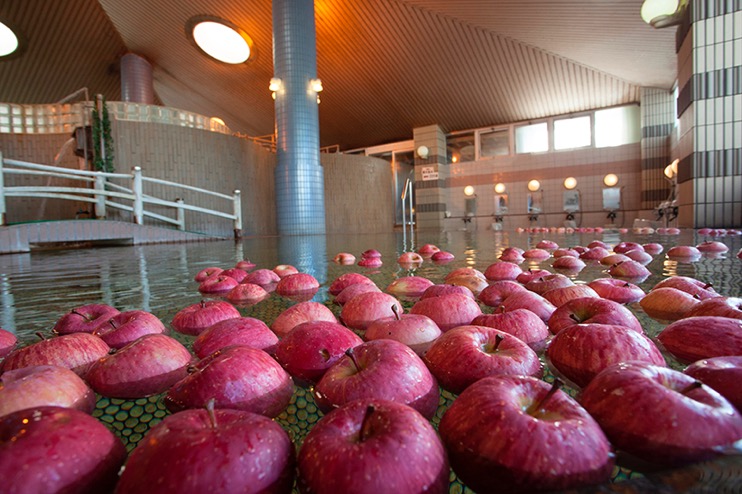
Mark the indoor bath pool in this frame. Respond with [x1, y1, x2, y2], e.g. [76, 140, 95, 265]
[1, 228, 740, 493]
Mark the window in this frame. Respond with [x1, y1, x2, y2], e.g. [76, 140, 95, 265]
[447, 132, 475, 163]
[595, 105, 640, 148]
[479, 128, 510, 157]
[515, 122, 548, 154]
[554, 116, 591, 150]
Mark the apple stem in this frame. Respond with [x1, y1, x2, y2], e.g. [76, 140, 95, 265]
[71, 309, 93, 322]
[345, 348, 361, 372]
[623, 282, 630, 287]
[206, 399, 218, 429]
[109, 319, 117, 329]
[526, 379, 562, 417]
[497, 305, 506, 314]
[678, 380, 703, 395]
[493, 334, 505, 352]
[569, 313, 581, 323]
[187, 365, 198, 374]
[200, 300, 207, 309]
[359, 405, 375, 442]
[35, 331, 47, 341]
[319, 348, 331, 362]
[108, 348, 117, 355]
[391, 305, 401, 321]
[704, 283, 713, 290]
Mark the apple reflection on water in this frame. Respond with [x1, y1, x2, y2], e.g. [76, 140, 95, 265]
[0, 229, 741, 492]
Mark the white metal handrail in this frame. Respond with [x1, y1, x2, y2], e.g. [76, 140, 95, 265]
[0, 152, 243, 237]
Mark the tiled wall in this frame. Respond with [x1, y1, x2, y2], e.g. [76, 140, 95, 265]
[640, 88, 675, 209]
[437, 143, 644, 231]
[413, 125, 448, 230]
[676, 1, 742, 228]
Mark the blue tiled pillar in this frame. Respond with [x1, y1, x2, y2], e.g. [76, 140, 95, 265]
[272, 0, 326, 235]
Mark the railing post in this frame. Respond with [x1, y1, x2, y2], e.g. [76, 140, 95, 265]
[0, 151, 5, 226]
[94, 174, 107, 219]
[233, 189, 242, 238]
[176, 198, 185, 231]
[132, 166, 143, 225]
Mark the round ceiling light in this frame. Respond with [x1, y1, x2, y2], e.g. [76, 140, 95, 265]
[0, 20, 20, 58]
[189, 18, 252, 64]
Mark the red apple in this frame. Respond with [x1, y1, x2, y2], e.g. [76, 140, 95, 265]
[667, 245, 702, 259]
[423, 325, 542, 394]
[92, 309, 166, 349]
[657, 316, 742, 363]
[0, 407, 126, 494]
[333, 252, 356, 264]
[444, 274, 489, 296]
[421, 284, 475, 300]
[116, 406, 296, 494]
[431, 250, 455, 262]
[397, 251, 424, 268]
[361, 248, 382, 259]
[548, 297, 643, 335]
[193, 316, 279, 358]
[417, 243, 440, 256]
[542, 284, 599, 308]
[579, 246, 610, 261]
[587, 278, 645, 304]
[684, 356, 742, 411]
[471, 307, 550, 352]
[643, 243, 664, 255]
[171, 300, 240, 336]
[515, 268, 551, 284]
[580, 361, 742, 467]
[409, 293, 482, 332]
[271, 301, 338, 338]
[1, 333, 110, 378]
[198, 274, 239, 294]
[599, 253, 631, 266]
[297, 399, 449, 494]
[273, 264, 299, 278]
[536, 239, 559, 250]
[313, 339, 440, 418]
[244, 268, 281, 286]
[639, 287, 700, 321]
[275, 320, 363, 384]
[614, 241, 643, 254]
[525, 273, 574, 295]
[334, 282, 381, 305]
[484, 261, 522, 281]
[439, 376, 614, 493]
[220, 267, 249, 283]
[86, 334, 192, 399]
[608, 260, 651, 280]
[328, 272, 375, 296]
[194, 266, 223, 282]
[551, 256, 587, 272]
[51, 303, 120, 335]
[365, 307, 442, 356]
[500, 289, 557, 323]
[523, 248, 551, 260]
[444, 267, 485, 282]
[499, 247, 525, 263]
[358, 257, 383, 268]
[0, 329, 17, 358]
[225, 282, 270, 305]
[588, 240, 610, 249]
[275, 273, 320, 299]
[546, 323, 666, 388]
[340, 292, 403, 331]
[553, 248, 580, 258]
[478, 280, 527, 307]
[385, 275, 434, 299]
[624, 248, 653, 264]
[684, 297, 742, 320]
[652, 275, 718, 300]
[697, 240, 729, 253]
[165, 346, 294, 418]
[235, 259, 256, 271]
[0, 365, 96, 418]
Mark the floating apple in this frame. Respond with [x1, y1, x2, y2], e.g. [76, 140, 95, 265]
[546, 323, 666, 388]
[439, 376, 614, 493]
[657, 316, 742, 363]
[275, 320, 363, 384]
[194, 266, 222, 282]
[116, 405, 296, 494]
[357, 256, 383, 268]
[171, 300, 240, 336]
[0, 329, 17, 358]
[587, 278, 645, 304]
[86, 334, 192, 399]
[525, 273, 574, 296]
[431, 250, 455, 263]
[608, 260, 651, 281]
[334, 282, 381, 305]
[333, 252, 356, 264]
[328, 273, 375, 296]
[548, 297, 643, 335]
[340, 292, 403, 331]
[515, 268, 551, 284]
[385, 275, 434, 299]
[297, 399, 450, 494]
[421, 284, 475, 300]
[614, 241, 643, 254]
[225, 282, 270, 305]
[1, 333, 110, 378]
[275, 272, 320, 299]
[397, 251, 423, 267]
[273, 264, 299, 278]
[192, 316, 279, 358]
[410, 293, 482, 332]
[639, 287, 700, 321]
[198, 274, 239, 294]
[361, 249, 382, 259]
[684, 356, 742, 411]
[483, 261, 522, 281]
[478, 280, 527, 307]
[234, 259, 256, 271]
[624, 249, 653, 264]
[165, 346, 294, 418]
[684, 297, 742, 320]
[417, 243, 440, 256]
[500, 290, 556, 323]
[588, 240, 610, 250]
[445, 274, 489, 296]
[220, 267, 249, 283]
[523, 248, 551, 260]
[0, 365, 96, 418]
[599, 253, 631, 266]
[652, 276, 718, 300]
[536, 239, 559, 250]
[553, 248, 580, 258]
[52, 303, 120, 335]
[542, 284, 599, 308]
[424, 325, 542, 394]
[0, 407, 126, 493]
[271, 301, 338, 338]
[667, 245, 702, 259]
[643, 243, 664, 255]
[313, 339, 440, 418]
[365, 306, 442, 356]
[551, 256, 586, 272]
[92, 309, 166, 349]
[499, 247, 525, 263]
[697, 240, 729, 253]
[471, 307, 550, 352]
[580, 361, 742, 467]
[244, 268, 281, 286]
[579, 246, 610, 261]
[444, 267, 486, 282]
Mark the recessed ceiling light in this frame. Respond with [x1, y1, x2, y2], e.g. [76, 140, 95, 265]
[0, 20, 20, 58]
[188, 17, 252, 64]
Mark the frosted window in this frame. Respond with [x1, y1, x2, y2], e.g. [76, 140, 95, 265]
[554, 116, 591, 150]
[515, 123, 548, 154]
[595, 106, 641, 148]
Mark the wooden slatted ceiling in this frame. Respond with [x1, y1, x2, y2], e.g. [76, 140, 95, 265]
[0, 0, 674, 150]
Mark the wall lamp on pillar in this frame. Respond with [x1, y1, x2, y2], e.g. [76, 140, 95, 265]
[269, 77, 282, 100]
[641, 0, 688, 28]
[309, 78, 323, 103]
[416, 145, 429, 159]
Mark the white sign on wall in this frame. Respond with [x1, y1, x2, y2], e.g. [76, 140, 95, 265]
[421, 166, 438, 181]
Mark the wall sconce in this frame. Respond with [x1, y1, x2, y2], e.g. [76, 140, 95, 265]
[563, 177, 577, 190]
[664, 159, 678, 180]
[527, 180, 541, 192]
[641, 0, 688, 28]
[494, 182, 506, 194]
[464, 185, 475, 197]
[309, 78, 323, 93]
[417, 145, 429, 159]
[269, 77, 282, 100]
[603, 174, 619, 187]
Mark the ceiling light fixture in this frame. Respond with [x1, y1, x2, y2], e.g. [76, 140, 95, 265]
[0, 20, 20, 58]
[188, 17, 252, 64]
[640, 0, 688, 28]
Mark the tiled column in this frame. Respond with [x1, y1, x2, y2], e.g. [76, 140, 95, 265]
[272, 0, 326, 235]
[413, 125, 448, 229]
[640, 88, 675, 209]
[675, 1, 742, 228]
